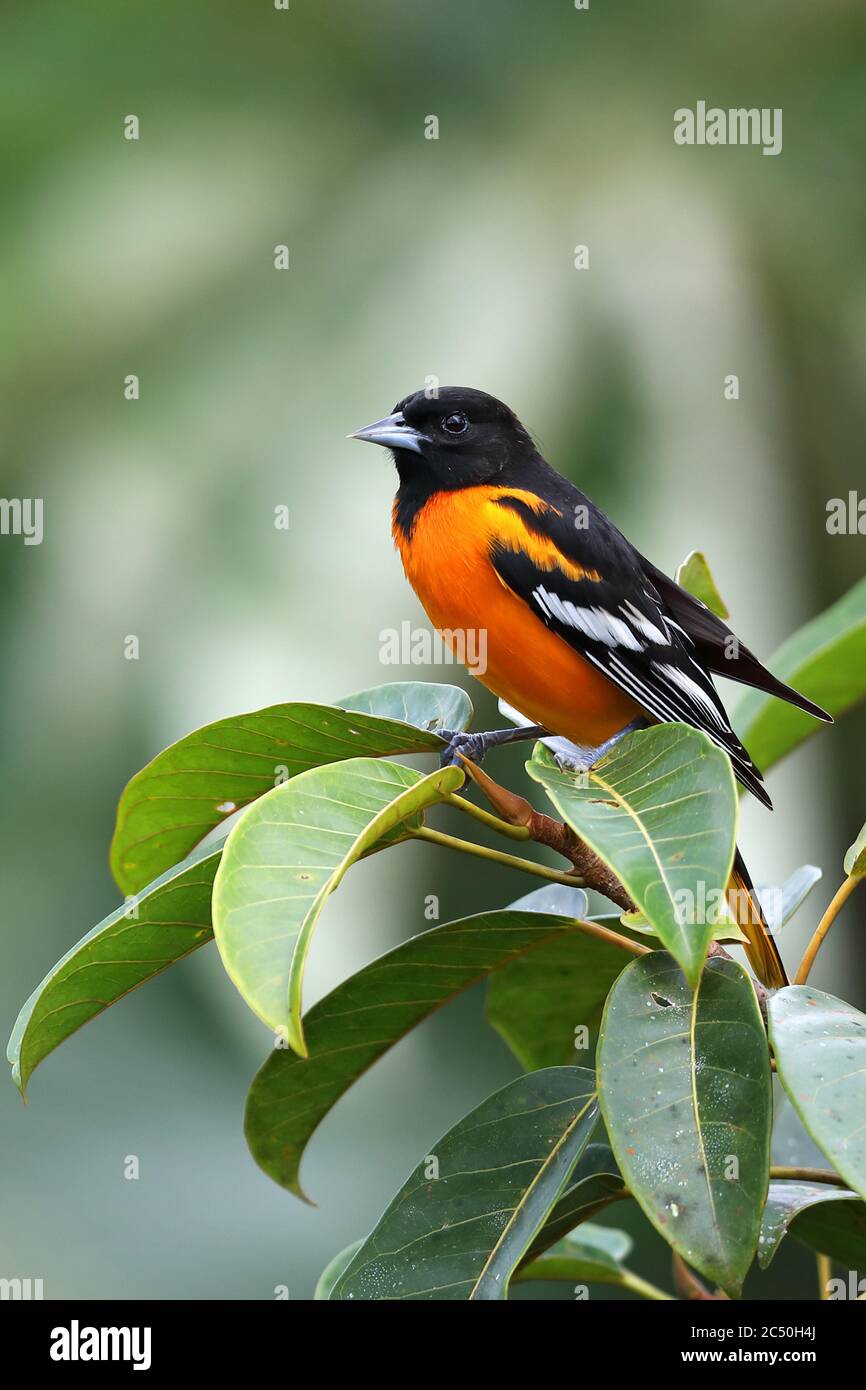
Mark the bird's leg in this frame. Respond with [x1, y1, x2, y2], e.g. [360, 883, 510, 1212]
[438, 724, 549, 769]
[553, 716, 651, 773]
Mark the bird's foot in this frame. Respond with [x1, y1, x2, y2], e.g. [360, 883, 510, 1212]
[438, 731, 489, 768]
[438, 724, 548, 769]
[552, 717, 651, 775]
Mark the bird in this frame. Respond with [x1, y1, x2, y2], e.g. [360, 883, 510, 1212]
[350, 387, 832, 988]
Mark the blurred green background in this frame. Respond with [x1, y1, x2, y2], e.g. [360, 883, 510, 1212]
[1, 0, 864, 1300]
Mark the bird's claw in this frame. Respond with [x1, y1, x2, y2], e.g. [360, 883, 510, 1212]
[553, 750, 591, 775]
[438, 730, 489, 769]
[552, 717, 651, 774]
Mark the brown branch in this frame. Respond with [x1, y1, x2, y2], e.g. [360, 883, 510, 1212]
[672, 1253, 729, 1301]
[458, 757, 636, 913]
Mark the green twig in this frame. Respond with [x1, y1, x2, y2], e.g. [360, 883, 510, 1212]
[514, 1257, 672, 1301]
[817, 1253, 832, 1300]
[795, 874, 863, 984]
[445, 792, 532, 841]
[412, 824, 585, 886]
[411, 826, 648, 957]
[619, 1269, 676, 1302]
[770, 1166, 850, 1188]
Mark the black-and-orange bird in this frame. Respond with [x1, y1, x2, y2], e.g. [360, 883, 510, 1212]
[350, 387, 832, 988]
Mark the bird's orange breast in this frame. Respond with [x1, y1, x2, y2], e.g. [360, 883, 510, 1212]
[393, 486, 640, 746]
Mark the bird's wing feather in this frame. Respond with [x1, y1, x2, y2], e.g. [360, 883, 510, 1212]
[489, 497, 771, 806]
[642, 560, 832, 723]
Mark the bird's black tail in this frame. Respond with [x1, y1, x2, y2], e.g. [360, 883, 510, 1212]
[646, 562, 833, 725]
[709, 649, 832, 725]
[728, 847, 788, 989]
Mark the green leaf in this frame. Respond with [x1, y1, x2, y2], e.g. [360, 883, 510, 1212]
[700, 864, 822, 944]
[619, 908, 748, 945]
[598, 952, 772, 1298]
[566, 1222, 632, 1263]
[675, 550, 729, 619]
[212, 758, 463, 1053]
[844, 823, 866, 878]
[335, 681, 471, 730]
[793, 1198, 866, 1273]
[7, 842, 221, 1096]
[314, 1241, 364, 1300]
[518, 1143, 626, 1265]
[485, 884, 629, 1069]
[527, 725, 738, 986]
[245, 904, 603, 1199]
[759, 864, 823, 932]
[769, 986, 866, 1201]
[514, 1224, 673, 1298]
[734, 577, 866, 774]
[515, 1223, 632, 1288]
[622, 864, 820, 948]
[518, 1143, 625, 1259]
[758, 1181, 862, 1269]
[110, 682, 471, 895]
[330, 1068, 598, 1300]
[497, 883, 590, 919]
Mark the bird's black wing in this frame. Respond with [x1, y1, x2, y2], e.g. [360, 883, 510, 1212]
[489, 493, 772, 807]
[642, 559, 832, 722]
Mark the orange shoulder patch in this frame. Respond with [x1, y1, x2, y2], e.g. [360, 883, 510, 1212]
[483, 487, 601, 585]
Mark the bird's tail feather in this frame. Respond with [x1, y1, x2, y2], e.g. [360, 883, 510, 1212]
[728, 847, 788, 989]
[710, 654, 832, 725]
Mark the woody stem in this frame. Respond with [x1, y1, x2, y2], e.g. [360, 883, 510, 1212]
[795, 875, 862, 985]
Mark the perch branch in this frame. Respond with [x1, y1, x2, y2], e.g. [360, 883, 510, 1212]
[457, 757, 636, 913]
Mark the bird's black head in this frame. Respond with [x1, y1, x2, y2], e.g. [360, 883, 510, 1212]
[350, 387, 539, 494]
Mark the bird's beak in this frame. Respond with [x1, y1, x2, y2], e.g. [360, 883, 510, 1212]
[348, 411, 426, 454]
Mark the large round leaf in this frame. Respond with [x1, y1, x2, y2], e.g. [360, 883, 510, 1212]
[478, 884, 642, 1072]
[110, 682, 471, 894]
[330, 1068, 598, 1300]
[212, 758, 463, 1052]
[485, 887, 631, 1069]
[245, 905, 611, 1199]
[598, 952, 771, 1297]
[335, 683, 470, 729]
[527, 726, 738, 986]
[769, 985, 866, 1201]
[8, 841, 222, 1096]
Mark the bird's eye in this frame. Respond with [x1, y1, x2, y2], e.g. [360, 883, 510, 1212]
[442, 411, 469, 435]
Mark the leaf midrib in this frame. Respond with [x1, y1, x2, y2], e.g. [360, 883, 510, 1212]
[469, 1091, 597, 1299]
